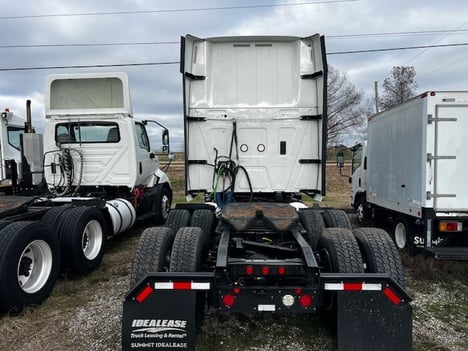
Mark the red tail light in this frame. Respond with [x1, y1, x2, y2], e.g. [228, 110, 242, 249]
[245, 265, 254, 276]
[222, 294, 236, 308]
[299, 294, 312, 308]
[439, 221, 462, 232]
[261, 266, 270, 276]
[277, 266, 286, 275]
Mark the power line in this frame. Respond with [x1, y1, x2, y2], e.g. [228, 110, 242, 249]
[2, 30, 468, 50]
[0, 1, 359, 20]
[0, 42, 466, 72]
[419, 55, 468, 78]
[405, 20, 468, 64]
[0, 41, 178, 49]
[0, 61, 180, 72]
[328, 42, 468, 55]
[327, 29, 468, 39]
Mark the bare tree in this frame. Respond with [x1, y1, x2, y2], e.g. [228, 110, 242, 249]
[327, 65, 367, 146]
[380, 66, 418, 110]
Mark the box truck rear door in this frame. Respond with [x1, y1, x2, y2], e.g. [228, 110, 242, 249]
[433, 104, 468, 211]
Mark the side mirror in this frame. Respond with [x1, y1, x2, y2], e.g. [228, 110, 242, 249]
[336, 151, 345, 168]
[162, 129, 170, 153]
[168, 152, 175, 162]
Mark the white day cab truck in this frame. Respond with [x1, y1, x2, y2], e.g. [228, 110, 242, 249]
[122, 34, 413, 351]
[0, 72, 172, 312]
[350, 91, 468, 260]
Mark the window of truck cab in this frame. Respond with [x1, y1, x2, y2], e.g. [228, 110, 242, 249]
[135, 122, 150, 151]
[55, 122, 120, 143]
[7, 126, 24, 150]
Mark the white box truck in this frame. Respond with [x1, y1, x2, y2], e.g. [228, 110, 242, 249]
[350, 91, 468, 260]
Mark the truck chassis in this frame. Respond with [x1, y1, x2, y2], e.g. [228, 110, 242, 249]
[123, 203, 412, 351]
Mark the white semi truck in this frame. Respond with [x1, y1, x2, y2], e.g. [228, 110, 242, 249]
[122, 34, 413, 351]
[0, 72, 172, 312]
[350, 91, 468, 260]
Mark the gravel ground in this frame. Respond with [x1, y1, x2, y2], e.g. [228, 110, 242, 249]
[0, 223, 466, 351]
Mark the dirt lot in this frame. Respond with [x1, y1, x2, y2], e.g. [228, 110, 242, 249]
[0, 164, 466, 351]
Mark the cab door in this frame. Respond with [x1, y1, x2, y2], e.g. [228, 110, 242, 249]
[134, 122, 154, 185]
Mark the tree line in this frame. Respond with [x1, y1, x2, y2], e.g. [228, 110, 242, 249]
[327, 65, 418, 145]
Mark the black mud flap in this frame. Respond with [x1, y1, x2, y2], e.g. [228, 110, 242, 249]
[322, 273, 413, 351]
[122, 272, 214, 351]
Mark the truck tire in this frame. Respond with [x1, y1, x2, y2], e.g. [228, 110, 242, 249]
[170, 227, 204, 272]
[190, 209, 215, 250]
[165, 209, 191, 237]
[355, 197, 371, 224]
[151, 184, 172, 224]
[129, 226, 174, 288]
[0, 221, 61, 312]
[318, 228, 364, 328]
[319, 228, 364, 273]
[353, 228, 405, 288]
[40, 205, 73, 234]
[59, 206, 107, 274]
[299, 209, 325, 249]
[322, 209, 352, 230]
[0, 220, 12, 231]
[393, 217, 417, 255]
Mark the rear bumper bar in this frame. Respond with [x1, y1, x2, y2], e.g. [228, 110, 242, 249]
[122, 272, 412, 351]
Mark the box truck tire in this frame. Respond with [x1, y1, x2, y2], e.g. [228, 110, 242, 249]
[355, 197, 371, 224]
[0, 221, 61, 312]
[393, 217, 418, 255]
[129, 226, 174, 288]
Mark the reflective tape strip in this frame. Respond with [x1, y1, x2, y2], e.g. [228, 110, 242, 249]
[191, 282, 211, 290]
[324, 282, 382, 291]
[136, 285, 154, 303]
[154, 282, 174, 290]
[362, 282, 382, 291]
[258, 304, 276, 311]
[324, 282, 344, 290]
[154, 282, 211, 290]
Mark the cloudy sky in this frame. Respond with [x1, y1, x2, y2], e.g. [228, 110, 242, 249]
[1, 0, 467, 149]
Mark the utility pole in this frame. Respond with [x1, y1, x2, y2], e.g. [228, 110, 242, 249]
[374, 81, 380, 113]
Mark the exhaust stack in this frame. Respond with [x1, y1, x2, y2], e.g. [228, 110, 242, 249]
[25, 99, 33, 133]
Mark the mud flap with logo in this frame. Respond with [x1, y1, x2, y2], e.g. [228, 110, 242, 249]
[122, 273, 213, 351]
[323, 273, 413, 351]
